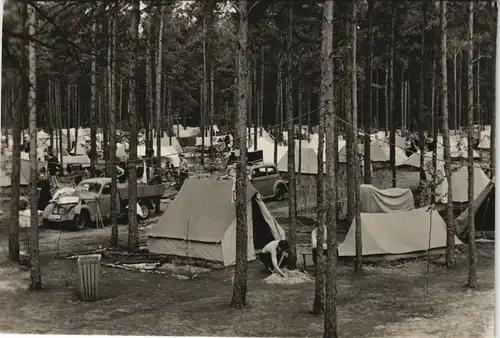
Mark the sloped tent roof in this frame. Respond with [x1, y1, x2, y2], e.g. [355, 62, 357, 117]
[277, 147, 322, 174]
[338, 207, 464, 259]
[339, 139, 408, 165]
[359, 184, 415, 213]
[436, 165, 490, 203]
[160, 136, 183, 154]
[254, 136, 287, 164]
[147, 178, 285, 266]
[0, 158, 30, 187]
[137, 145, 180, 167]
[436, 135, 481, 159]
[455, 178, 495, 237]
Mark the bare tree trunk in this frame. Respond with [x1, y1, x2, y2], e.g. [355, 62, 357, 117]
[298, 66, 303, 177]
[253, 63, 258, 150]
[274, 60, 281, 165]
[127, 0, 140, 251]
[351, 0, 362, 274]
[9, 76, 23, 263]
[230, 0, 249, 309]
[432, 57, 438, 204]
[419, 0, 428, 201]
[56, 80, 64, 172]
[260, 49, 264, 137]
[363, 0, 374, 185]
[66, 84, 71, 150]
[491, 11, 496, 178]
[385, 59, 389, 135]
[345, 10, 354, 222]
[286, 2, 297, 270]
[454, 48, 458, 130]
[90, 20, 97, 177]
[48, 81, 54, 150]
[441, 0, 455, 268]
[466, 1, 477, 288]
[307, 86, 311, 138]
[389, 3, 396, 188]
[458, 51, 462, 130]
[211, 68, 215, 148]
[108, 17, 118, 247]
[201, 17, 207, 165]
[312, 0, 330, 316]
[28, 3, 41, 290]
[145, 15, 153, 182]
[324, 0, 338, 333]
[156, 5, 164, 170]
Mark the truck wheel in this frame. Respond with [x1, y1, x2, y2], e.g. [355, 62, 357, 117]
[275, 185, 286, 201]
[139, 201, 151, 220]
[74, 211, 90, 230]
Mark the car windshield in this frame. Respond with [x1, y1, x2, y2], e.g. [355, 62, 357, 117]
[76, 182, 101, 193]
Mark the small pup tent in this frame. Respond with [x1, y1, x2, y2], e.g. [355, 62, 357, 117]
[147, 178, 285, 266]
[359, 184, 415, 213]
[455, 178, 495, 239]
[338, 207, 464, 260]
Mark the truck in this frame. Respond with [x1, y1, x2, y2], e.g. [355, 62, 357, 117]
[42, 177, 164, 230]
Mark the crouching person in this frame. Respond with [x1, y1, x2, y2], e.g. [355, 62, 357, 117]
[259, 240, 291, 277]
[311, 227, 328, 266]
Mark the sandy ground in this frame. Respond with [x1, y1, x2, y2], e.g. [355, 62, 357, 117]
[0, 197, 495, 337]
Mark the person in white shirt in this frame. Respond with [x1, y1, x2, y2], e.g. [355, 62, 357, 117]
[311, 227, 328, 266]
[260, 240, 291, 277]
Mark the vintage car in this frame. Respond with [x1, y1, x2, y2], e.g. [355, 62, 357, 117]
[42, 177, 164, 230]
[248, 162, 288, 200]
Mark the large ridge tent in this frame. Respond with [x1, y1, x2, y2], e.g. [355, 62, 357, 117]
[147, 178, 286, 266]
[277, 147, 323, 174]
[338, 207, 464, 261]
[455, 178, 495, 239]
[435, 165, 490, 204]
[359, 184, 415, 213]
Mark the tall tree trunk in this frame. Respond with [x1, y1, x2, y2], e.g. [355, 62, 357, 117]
[307, 86, 311, 138]
[260, 49, 264, 137]
[201, 17, 207, 165]
[389, 3, 396, 188]
[145, 15, 153, 182]
[491, 6, 497, 179]
[156, 5, 164, 169]
[441, 0, 455, 268]
[345, 10, 354, 222]
[9, 76, 23, 263]
[109, 17, 118, 247]
[28, 3, 41, 290]
[298, 66, 303, 177]
[211, 68, 215, 148]
[466, 1, 477, 288]
[274, 60, 281, 165]
[419, 0, 428, 201]
[66, 84, 71, 150]
[453, 48, 458, 130]
[90, 20, 97, 177]
[230, 0, 249, 309]
[48, 81, 54, 150]
[458, 51, 462, 130]
[385, 59, 389, 135]
[324, 1, 338, 334]
[363, 0, 374, 185]
[432, 57, 438, 204]
[253, 63, 258, 150]
[127, 0, 140, 251]
[56, 80, 63, 171]
[351, 0, 362, 274]
[312, 0, 330, 316]
[286, 2, 297, 270]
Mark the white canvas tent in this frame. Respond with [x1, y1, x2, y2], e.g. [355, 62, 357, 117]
[435, 165, 490, 204]
[147, 179, 285, 266]
[338, 207, 464, 260]
[277, 147, 323, 174]
[359, 184, 415, 213]
[339, 139, 408, 165]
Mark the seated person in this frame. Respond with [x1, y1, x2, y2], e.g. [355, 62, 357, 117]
[311, 227, 328, 266]
[260, 239, 291, 277]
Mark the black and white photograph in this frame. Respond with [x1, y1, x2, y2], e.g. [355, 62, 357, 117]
[0, 0, 497, 336]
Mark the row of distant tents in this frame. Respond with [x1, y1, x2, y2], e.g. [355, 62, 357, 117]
[146, 177, 493, 266]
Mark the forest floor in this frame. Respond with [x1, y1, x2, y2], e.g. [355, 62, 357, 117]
[0, 196, 495, 337]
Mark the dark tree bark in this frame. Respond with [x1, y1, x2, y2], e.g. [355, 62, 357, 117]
[363, 0, 374, 185]
[109, 17, 118, 247]
[351, 0, 362, 275]
[28, 3, 41, 290]
[389, 2, 396, 188]
[324, 1, 338, 335]
[127, 0, 140, 251]
[312, 1, 332, 314]
[466, 0, 477, 288]
[418, 0, 428, 202]
[286, 2, 297, 270]
[156, 5, 164, 171]
[440, 0, 456, 268]
[230, 0, 249, 309]
[90, 20, 97, 177]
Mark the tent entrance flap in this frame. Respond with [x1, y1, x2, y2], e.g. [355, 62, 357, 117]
[251, 197, 275, 250]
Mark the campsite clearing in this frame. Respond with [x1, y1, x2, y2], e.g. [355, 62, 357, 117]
[0, 241, 493, 337]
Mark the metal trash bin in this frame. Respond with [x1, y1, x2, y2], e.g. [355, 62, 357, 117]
[76, 254, 102, 301]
